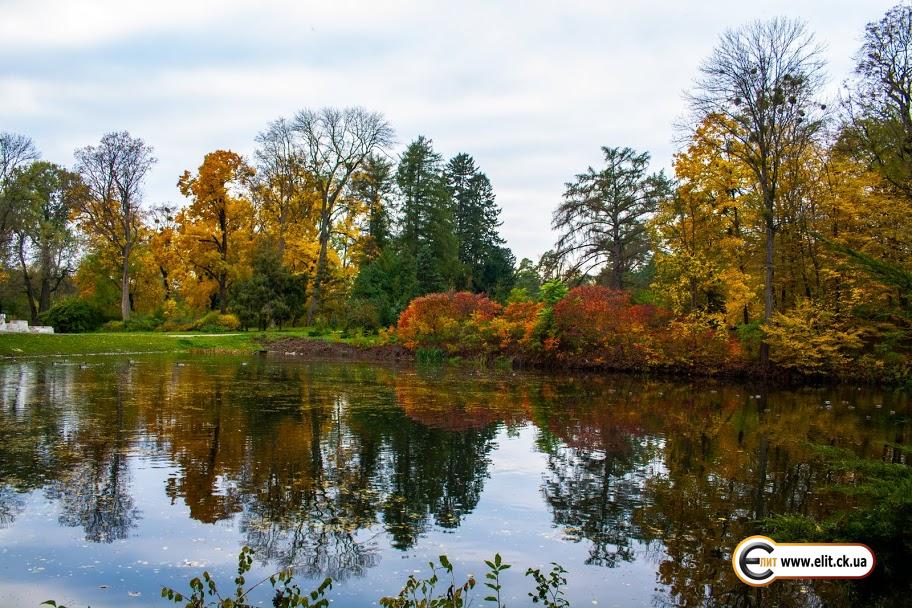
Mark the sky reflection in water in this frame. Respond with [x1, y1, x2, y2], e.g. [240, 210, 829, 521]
[0, 355, 908, 607]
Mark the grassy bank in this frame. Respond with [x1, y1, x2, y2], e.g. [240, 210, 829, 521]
[0, 329, 391, 358]
[0, 331, 262, 357]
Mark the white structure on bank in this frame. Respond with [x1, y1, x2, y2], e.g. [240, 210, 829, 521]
[0, 314, 54, 334]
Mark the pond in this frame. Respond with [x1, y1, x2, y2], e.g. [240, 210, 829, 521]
[0, 355, 908, 607]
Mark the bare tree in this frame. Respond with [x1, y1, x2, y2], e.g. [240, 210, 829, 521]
[73, 132, 156, 321]
[291, 107, 394, 324]
[687, 18, 826, 368]
[0, 132, 40, 250]
[843, 3, 912, 197]
[253, 117, 308, 256]
[552, 147, 671, 289]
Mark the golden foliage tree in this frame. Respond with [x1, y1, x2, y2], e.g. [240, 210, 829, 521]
[175, 150, 256, 313]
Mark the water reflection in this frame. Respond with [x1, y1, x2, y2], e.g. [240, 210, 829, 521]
[0, 357, 908, 606]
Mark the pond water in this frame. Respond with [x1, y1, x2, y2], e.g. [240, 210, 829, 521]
[0, 355, 908, 607]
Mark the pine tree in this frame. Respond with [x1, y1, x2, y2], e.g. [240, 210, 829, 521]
[395, 136, 458, 294]
[444, 153, 511, 293]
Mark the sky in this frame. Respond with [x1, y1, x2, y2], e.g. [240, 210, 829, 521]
[0, 0, 897, 262]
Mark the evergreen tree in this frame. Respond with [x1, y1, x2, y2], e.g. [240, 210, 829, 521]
[395, 136, 458, 294]
[350, 248, 418, 326]
[553, 147, 671, 290]
[444, 153, 512, 293]
[230, 241, 306, 330]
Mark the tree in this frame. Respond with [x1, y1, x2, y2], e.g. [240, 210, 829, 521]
[148, 204, 179, 301]
[350, 248, 418, 326]
[395, 137, 458, 295]
[0, 133, 40, 254]
[252, 117, 317, 262]
[230, 241, 306, 330]
[73, 131, 156, 321]
[444, 153, 512, 293]
[843, 3, 912, 197]
[291, 107, 394, 324]
[176, 150, 256, 313]
[512, 258, 542, 300]
[553, 146, 671, 289]
[6, 162, 82, 320]
[651, 118, 758, 324]
[688, 17, 826, 367]
[349, 153, 394, 264]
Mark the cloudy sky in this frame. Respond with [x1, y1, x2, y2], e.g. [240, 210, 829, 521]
[0, 0, 895, 262]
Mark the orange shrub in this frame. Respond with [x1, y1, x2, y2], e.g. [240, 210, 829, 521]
[396, 288, 745, 375]
[476, 300, 544, 355]
[550, 286, 659, 368]
[653, 314, 745, 374]
[396, 292, 501, 354]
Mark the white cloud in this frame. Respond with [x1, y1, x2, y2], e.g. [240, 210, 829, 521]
[0, 0, 898, 261]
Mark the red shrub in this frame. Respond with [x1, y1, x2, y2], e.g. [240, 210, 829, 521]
[550, 286, 651, 367]
[397, 292, 501, 353]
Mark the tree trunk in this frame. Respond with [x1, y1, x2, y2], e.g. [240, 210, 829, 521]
[39, 277, 51, 314]
[17, 236, 38, 323]
[121, 244, 131, 321]
[306, 215, 331, 325]
[760, 213, 775, 370]
[611, 239, 624, 290]
[218, 207, 229, 314]
[38, 243, 52, 314]
[218, 274, 228, 314]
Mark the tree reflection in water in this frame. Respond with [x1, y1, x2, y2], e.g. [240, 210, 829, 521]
[0, 358, 907, 606]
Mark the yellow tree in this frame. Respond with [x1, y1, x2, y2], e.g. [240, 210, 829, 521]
[653, 116, 759, 325]
[688, 18, 826, 368]
[74, 234, 165, 317]
[176, 150, 255, 313]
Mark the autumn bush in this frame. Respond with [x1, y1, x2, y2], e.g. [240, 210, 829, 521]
[397, 292, 501, 354]
[548, 286, 659, 368]
[481, 300, 544, 355]
[764, 300, 865, 376]
[656, 313, 746, 374]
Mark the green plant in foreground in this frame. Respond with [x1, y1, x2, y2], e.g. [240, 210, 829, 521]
[46, 549, 572, 607]
[159, 545, 331, 608]
[526, 563, 570, 607]
[483, 552, 510, 607]
[379, 554, 476, 608]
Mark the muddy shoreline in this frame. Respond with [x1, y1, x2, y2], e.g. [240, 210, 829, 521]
[264, 337, 414, 362]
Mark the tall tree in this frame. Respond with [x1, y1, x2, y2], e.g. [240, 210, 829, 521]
[553, 146, 671, 289]
[73, 131, 156, 321]
[176, 150, 256, 313]
[252, 118, 312, 257]
[349, 153, 394, 264]
[148, 204, 179, 301]
[395, 137, 458, 294]
[843, 3, 912, 197]
[6, 162, 82, 320]
[688, 17, 826, 367]
[444, 153, 511, 293]
[291, 107, 393, 324]
[0, 133, 40, 253]
[651, 118, 758, 323]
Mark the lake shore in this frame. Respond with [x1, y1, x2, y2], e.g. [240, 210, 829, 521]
[0, 331, 391, 358]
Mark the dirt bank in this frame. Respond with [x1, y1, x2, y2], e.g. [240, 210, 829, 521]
[264, 337, 414, 362]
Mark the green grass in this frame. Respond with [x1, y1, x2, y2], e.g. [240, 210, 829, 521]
[0, 328, 390, 358]
[0, 331, 259, 357]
